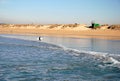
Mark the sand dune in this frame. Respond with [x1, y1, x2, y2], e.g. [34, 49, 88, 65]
[0, 24, 120, 40]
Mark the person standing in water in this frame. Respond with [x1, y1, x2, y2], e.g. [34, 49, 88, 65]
[39, 36, 43, 41]
[39, 36, 41, 41]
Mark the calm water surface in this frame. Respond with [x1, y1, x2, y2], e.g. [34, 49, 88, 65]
[0, 34, 120, 81]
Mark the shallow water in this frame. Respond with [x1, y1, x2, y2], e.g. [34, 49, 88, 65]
[0, 34, 120, 81]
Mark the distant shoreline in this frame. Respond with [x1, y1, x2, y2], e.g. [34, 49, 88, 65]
[0, 24, 120, 40]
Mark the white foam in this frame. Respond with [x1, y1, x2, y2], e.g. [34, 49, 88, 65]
[109, 57, 120, 64]
[1, 34, 120, 68]
[57, 45, 120, 68]
[39, 37, 120, 66]
[101, 56, 120, 69]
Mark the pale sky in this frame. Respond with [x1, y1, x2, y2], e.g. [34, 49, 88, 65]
[0, 0, 120, 24]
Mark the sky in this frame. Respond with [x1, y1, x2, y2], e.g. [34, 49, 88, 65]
[0, 0, 120, 24]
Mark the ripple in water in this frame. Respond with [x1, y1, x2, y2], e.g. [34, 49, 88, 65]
[0, 36, 120, 81]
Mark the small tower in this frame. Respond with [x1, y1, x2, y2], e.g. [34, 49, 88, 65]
[91, 21, 100, 29]
[91, 21, 95, 28]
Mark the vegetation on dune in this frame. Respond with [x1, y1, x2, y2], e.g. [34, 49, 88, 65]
[108, 25, 120, 30]
[0, 24, 120, 30]
[49, 24, 61, 28]
[62, 23, 78, 28]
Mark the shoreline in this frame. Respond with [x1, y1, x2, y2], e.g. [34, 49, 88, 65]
[0, 27, 120, 40]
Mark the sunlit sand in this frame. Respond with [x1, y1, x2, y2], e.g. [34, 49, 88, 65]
[0, 24, 120, 40]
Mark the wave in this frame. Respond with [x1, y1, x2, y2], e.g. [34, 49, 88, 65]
[65, 47, 120, 66]
[1, 34, 120, 69]
[47, 43, 120, 69]
[0, 42, 63, 52]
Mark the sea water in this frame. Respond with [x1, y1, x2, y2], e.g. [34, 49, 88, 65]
[0, 34, 120, 81]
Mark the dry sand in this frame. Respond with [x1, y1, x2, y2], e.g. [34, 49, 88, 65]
[0, 25, 120, 40]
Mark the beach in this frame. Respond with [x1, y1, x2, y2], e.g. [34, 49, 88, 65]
[0, 24, 120, 40]
[0, 25, 120, 80]
[1, 0, 120, 80]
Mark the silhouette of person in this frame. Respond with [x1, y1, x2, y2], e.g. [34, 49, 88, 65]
[39, 36, 41, 41]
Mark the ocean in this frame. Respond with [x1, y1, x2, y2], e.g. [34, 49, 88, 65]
[0, 34, 120, 81]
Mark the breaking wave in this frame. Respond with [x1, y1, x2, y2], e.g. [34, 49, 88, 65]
[0, 34, 120, 80]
